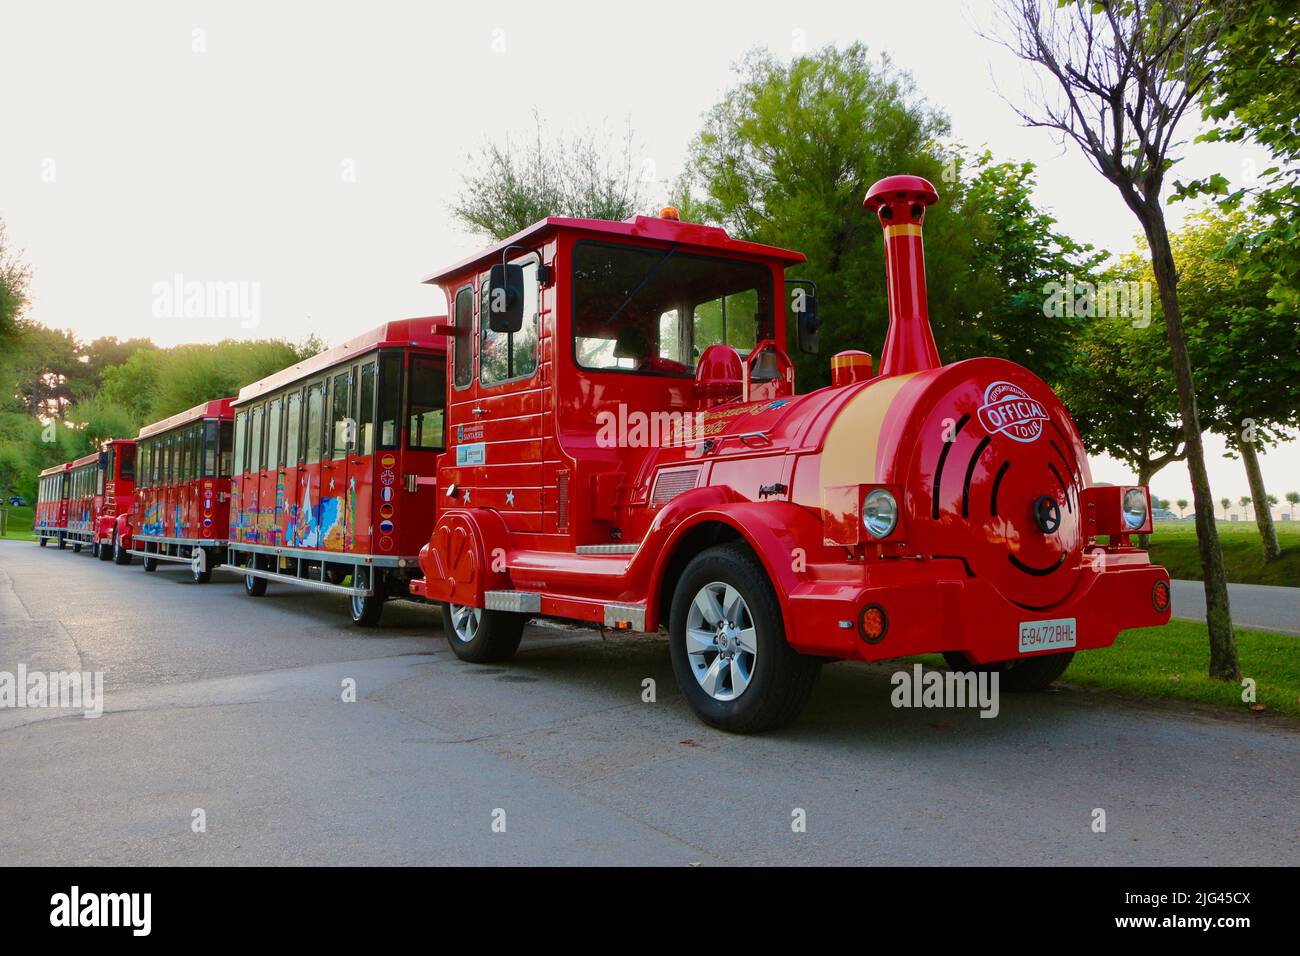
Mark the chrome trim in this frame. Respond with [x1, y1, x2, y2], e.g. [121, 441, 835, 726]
[575, 543, 638, 555]
[217, 564, 372, 596]
[484, 590, 541, 613]
[603, 603, 647, 631]
[225, 541, 415, 569]
[134, 534, 227, 547]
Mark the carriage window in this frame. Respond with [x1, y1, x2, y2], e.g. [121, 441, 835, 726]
[267, 398, 283, 472]
[331, 371, 351, 459]
[249, 405, 264, 474]
[357, 362, 376, 456]
[192, 425, 202, 480]
[233, 412, 247, 477]
[181, 427, 193, 481]
[285, 391, 302, 466]
[479, 260, 539, 386]
[219, 420, 234, 476]
[454, 286, 473, 388]
[201, 422, 217, 477]
[378, 353, 402, 449]
[571, 241, 772, 374]
[305, 383, 324, 464]
[406, 354, 446, 450]
[120, 444, 135, 481]
[98, 455, 107, 495]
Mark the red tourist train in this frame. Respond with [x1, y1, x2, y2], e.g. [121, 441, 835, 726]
[31, 174, 1172, 732]
[121, 399, 236, 576]
[65, 439, 136, 558]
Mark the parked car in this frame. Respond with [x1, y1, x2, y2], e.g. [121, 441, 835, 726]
[1151, 508, 1178, 521]
[7, 495, 26, 507]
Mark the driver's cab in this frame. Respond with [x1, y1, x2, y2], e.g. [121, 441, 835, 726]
[426, 211, 814, 553]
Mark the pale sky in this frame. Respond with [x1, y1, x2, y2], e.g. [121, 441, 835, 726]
[1, 0, 1295, 511]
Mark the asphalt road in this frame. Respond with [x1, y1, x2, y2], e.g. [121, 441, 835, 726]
[1171, 579, 1298, 635]
[1, 539, 1297, 866]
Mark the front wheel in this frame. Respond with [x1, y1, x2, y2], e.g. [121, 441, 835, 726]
[142, 554, 158, 573]
[39, 536, 48, 548]
[96, 540, 111, 561]
[72, 542, 82, 553]
[942, 650, 1074, 691]
[443, 602, 526, 662]
[244, 573, 267, 596]
[350, 590, 385, 627]
[57, 534, 66, 550]
[668, 543, 821, 734]
[113, 532, 130, 565]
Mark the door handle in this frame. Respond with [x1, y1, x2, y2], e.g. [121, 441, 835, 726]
[472, 407, 488, 416]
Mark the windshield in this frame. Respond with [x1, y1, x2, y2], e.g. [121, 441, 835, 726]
[572, 241, 773, 375]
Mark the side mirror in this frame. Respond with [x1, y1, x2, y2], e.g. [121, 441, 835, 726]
[486, 263, 525, 334]
[795, 293, 819, 354]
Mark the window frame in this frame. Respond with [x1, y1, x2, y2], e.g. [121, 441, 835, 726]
[478, 252, 541, 389]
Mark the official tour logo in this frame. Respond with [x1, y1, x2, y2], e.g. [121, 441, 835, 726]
[977, 381, 1048, 443]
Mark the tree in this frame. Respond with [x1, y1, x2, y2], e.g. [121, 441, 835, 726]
[674, 45, 1101, 389]
[1220, 496, 1231, 519]
[1128, 206, 1299, 561]
[0, 219, 32, 344]
[1239, 495, 1252, 519]
[995, 0, 1242, 679]
[451, 111, 648, 240]
[1287, 491, 1300, 519]
[1176, 498, 1188, 517]
[1179, 0, 1300, 313]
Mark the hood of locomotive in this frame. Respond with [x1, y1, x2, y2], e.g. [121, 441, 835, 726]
[817, 357, 1092, 609]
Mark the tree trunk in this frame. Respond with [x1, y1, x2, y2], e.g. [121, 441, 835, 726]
[1137, 206, 1239, 681]
[1239, 439, 1281, 562]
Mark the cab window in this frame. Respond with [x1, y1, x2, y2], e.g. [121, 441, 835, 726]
[453, 286, 473, 389]
[479, 259, 539, 386]
[378, 353, 402, 449]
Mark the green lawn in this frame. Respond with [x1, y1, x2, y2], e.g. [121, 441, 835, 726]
[1146, 519, 1300, 588]
[0, 504, 37, 541]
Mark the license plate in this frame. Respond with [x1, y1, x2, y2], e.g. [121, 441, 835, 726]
[1018, 617, 1076, 653]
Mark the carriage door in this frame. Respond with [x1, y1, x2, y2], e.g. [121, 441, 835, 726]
[349, 359, 377, 556]
[322, 367, 353, 552]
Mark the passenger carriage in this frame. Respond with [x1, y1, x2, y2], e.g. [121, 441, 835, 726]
[33, 462, 70, 548]
[63, 439, 136, 558]
[221, 318, 447, 625]
[124, 399, 235, 579]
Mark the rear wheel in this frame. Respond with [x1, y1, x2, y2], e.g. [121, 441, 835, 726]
[57, 535, 66, 550]
[112, 532, 130, 565]
[350, 590, 385, 627]
[96, 540, 111, 561]
[72, 542, 82, 553]
[942, 650, 1075, 691]
[443, 602, 526, 662]
[668, 543, 821, 734]
[244, 572, 267, 596]
[39, 536, 48, 547]
[142, 554, 158, 572]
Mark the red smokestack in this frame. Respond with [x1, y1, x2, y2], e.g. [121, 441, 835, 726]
[864, 175, 941, 377]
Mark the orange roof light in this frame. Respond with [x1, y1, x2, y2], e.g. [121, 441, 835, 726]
[659, 206, 681, 221]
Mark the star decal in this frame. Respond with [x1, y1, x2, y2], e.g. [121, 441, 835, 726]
[463, 488, 471, 504]
[505, 490, 515, 507]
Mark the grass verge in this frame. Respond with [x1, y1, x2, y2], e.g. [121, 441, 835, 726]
[1146, 519, 1300, 587]
[0, 505, 36, 541]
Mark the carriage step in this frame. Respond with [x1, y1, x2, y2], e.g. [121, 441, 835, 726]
[484, 590, 542, 613]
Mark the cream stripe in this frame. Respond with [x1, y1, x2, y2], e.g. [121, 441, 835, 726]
[820, 373, 918, 487]
[883, 224, 922, 239]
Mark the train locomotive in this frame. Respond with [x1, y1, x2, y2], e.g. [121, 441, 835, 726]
[32, 174, 1172, 733]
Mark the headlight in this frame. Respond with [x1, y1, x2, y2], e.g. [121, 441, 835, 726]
[863, 488, 898, 538]
[1122, 488, 1148, 531]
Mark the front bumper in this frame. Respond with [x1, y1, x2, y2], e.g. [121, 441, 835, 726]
[785, 550, 1171, 663]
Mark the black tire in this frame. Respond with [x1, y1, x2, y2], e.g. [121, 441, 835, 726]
[191, 550, 213, 584]
[96, 540, 112, 561]
[668, 542, 821, 734]
[142, 554, 158, 572]
[113, 532, 130, 565]
[350, 591, 385, 627]
[72, 542, 82, 553]
[57, 535, 66, 550]
[39, 536, 48, 547]
[244, 573, 267, 596]
[942, 650, 1075, 691]
[442, 602, 526, 663]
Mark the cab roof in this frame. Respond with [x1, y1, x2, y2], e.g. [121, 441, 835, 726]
[422, 215, 806, 286]
[234, 318, 447, 406]
[138, 399, 235, 440]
